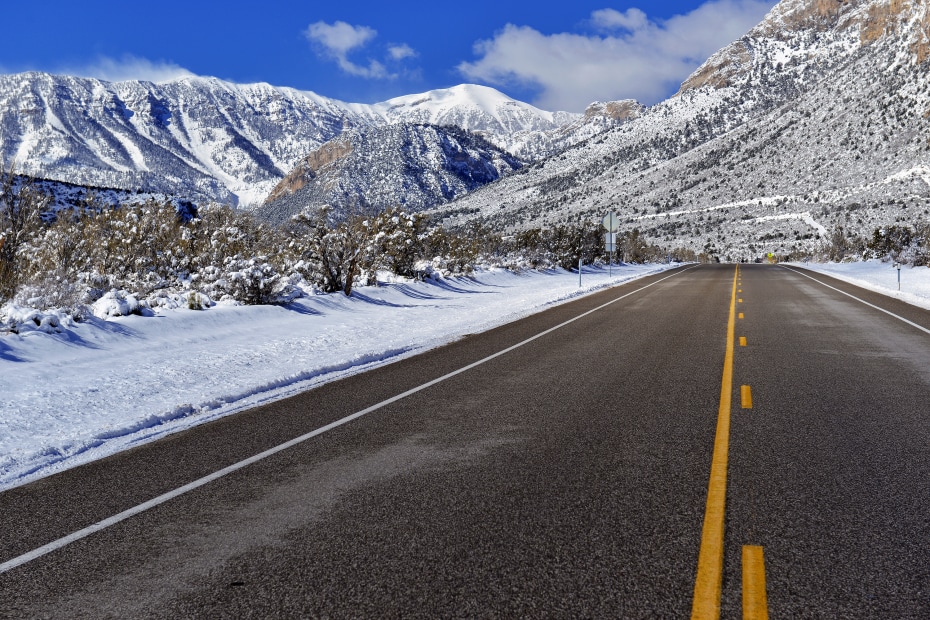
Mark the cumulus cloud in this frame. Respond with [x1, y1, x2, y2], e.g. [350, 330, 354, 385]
[306, 21, 376, 55]
[388, 44, 418, 61]
[68, 55, 195, 83]
[591, 7, 650, 32]
[458, 0, 776, 112]
[305, 21, 416, 79]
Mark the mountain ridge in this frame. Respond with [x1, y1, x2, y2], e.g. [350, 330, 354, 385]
[0, 73, 584, 209]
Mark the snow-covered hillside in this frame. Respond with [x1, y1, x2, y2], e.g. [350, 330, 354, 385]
[0, 74, 581, 209]
[257, 123, 524, 224]
[437, 0, 930, 261]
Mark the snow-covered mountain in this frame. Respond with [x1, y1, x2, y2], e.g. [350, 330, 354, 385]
[257, 123, 523, 224]
[0, 74, 582, 209]
[346, 84, 581, 156]
[437, 0, 930, 260]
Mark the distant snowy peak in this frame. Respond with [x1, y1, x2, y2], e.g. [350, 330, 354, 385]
[357, 84, 583, 157]
[374, 84, 571, 128]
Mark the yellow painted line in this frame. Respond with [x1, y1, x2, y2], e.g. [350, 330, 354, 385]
[691, 265, 738, 619]
[738, 298, 743, 303]
[739, 337, 747, 347]
[742, 546, 769, 620]
[741, 385, 753, 409]
[738, 313, 744, 320]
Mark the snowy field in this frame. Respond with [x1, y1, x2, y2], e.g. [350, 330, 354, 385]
[1, 264, 675, 491]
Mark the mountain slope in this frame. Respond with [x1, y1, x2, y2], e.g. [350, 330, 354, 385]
[0, 74, 358, 207]
[256, 123, 523, 224]
[437, 0, 930, 260]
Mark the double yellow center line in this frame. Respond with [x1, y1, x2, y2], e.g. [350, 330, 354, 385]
[691, 265, 767, 620]
[690, 266, 738, 619]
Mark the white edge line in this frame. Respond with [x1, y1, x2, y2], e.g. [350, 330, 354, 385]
[0, 265, 698, 574]
[781, 265, 930, 336]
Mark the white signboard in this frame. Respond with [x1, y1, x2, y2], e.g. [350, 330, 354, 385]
[602, 211, 619, 233]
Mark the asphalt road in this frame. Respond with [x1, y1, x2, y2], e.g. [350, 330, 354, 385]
[1, 264, 929, 618]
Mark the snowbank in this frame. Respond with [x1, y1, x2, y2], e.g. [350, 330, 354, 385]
[791, 259, 930, 312]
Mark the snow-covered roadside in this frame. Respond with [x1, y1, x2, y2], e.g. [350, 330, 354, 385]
[1, 264, 676, 491]
[791, 259, 930, 312]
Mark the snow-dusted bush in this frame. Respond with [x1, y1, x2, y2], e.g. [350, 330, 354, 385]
[285, 205, 463, 291]
[197, 257, 301, 305]
[187, 292, 204, 311]
[818, 225, 868, 262]
[362, 209, 429, 279]
[182, 204, 303, 304]
[91, 289, 145, 319]
[0, 304, 72, 334]
[420, 223, 484, 275]
[185, 204, 288, 270]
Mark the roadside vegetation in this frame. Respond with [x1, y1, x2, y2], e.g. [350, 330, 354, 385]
[0, 174, 695, 326]
[762, 221, 930, 265]
[6, 172, 928, 329]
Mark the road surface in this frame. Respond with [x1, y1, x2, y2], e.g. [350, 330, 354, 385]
[2, 264, 930, 618]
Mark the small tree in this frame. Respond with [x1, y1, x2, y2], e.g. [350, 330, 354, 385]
[0, 172, 50, 302]
[546, 223, 601, 270]
[868, 225, 913, 262]
[618, 228, 649, 263]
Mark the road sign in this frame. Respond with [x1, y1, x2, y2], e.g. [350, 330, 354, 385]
[602, 211, 619, 232]
[605, 232, 616, 252]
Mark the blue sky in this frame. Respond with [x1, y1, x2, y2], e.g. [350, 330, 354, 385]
[0, 1, 778, 112]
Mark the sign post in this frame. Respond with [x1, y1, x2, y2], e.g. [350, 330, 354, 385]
[602, 211, 619, 277]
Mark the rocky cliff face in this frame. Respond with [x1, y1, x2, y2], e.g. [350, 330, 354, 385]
[436, 0, 930, 260]
[680, 0, 930, 94]
[256, 124, 524, 225]
[263, 140, 355, 205]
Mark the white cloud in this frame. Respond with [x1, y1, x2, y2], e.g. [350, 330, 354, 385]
[305, 21, 416, 79]
[388, 44, 418, 61]
[306, 21, 377, 57]
[591, 8, 649, 32]
[458, 0, 776, 112]
[68, 55, 195, 83]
